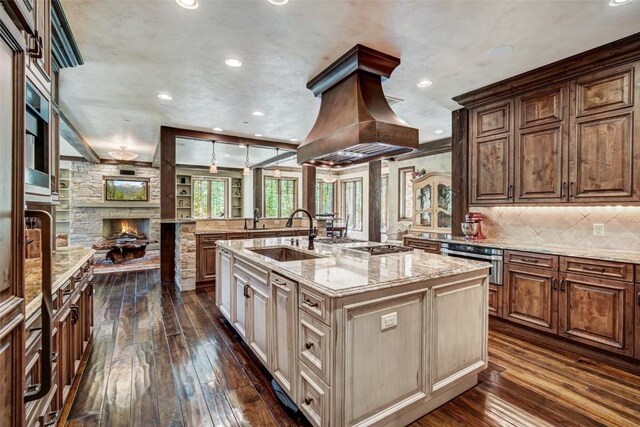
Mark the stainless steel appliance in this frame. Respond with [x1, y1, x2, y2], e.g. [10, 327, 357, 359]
[25, 81, 50, 188]
[440, 242, 503, 285]
[351, 245, 414, 256]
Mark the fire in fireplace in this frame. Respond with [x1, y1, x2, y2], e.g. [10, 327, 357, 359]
[103, 218, 149, 240]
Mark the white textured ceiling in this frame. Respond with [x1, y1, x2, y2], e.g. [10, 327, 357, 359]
[176, 137, 297, 168]
[59, 0, 640, 163]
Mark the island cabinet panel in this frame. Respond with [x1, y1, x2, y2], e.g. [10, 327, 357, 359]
[470, 100, 514, 204]
[271, 273, 297, 397]
[232, 271, 248, 339]
[558, 273, 634, 356]
[635, 282, 640, 360]
[299, 311, 331, 386]
[431, 279, 488, 393]
[247, 276, 271, 368]
[298, 361, 330, 427]
[504, 263, 558, 334]
[342, 292, 426, 426]
[216, 248, 232, 321]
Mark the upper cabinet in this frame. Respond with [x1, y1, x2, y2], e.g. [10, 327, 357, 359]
[26, 0, 52, 92]
[467, 60, 639, 206]
[412, 172, 452, 233]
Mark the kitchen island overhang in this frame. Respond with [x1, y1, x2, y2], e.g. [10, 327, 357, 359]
[215, 237, 490, 427]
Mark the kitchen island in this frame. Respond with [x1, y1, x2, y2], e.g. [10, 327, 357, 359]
[215, 237, 490, 427]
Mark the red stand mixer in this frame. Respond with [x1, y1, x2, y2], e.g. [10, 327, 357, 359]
[461, 212, 486, 240]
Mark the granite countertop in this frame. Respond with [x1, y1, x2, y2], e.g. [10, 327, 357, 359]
[195, 227, 309, 235]
[159, 218, 197, 224]
[25, 247, 96, 318]
[217, 238, 490, 298]
[405, 233, 640, 264]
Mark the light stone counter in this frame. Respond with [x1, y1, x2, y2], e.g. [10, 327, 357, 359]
[405, 233, 640, 264]
[217, 237, 490, 298]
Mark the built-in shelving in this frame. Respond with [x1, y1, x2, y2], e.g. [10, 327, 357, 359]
[176, 174, 193, 218]
[56, 168, 71, 236]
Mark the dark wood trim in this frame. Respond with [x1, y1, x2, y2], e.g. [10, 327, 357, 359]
[453, 33, 640, 107]
[397, 166, 415, 221]
[175, 164, 244, 172]
[60, 155, 86, 163]
[302, 165, 316, 217]
[99, 159, 155, 168]
[167, 126, 299, 151]
[368, 160, 382, 242]
[59, 111, 100, 163]
[451, 108, 469, 237]
[160, 126, 176, 285]
[251, 150, 297, 168]
[51, 0, 83, 69]
[253, 168, 263, 215]
[392, 138, 452, 161]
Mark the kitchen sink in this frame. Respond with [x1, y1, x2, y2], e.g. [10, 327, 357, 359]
[248, 247, 323, 262]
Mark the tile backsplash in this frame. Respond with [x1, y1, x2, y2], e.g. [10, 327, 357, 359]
[474, 206, 640, 251]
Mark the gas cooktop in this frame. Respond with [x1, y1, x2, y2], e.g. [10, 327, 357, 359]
[315, 237, 361, 245]
[350, 245, 414, 255]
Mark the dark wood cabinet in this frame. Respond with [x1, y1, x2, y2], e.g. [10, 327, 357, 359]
[470, 101, 513, 204]
[558, 273, 634, 356]
[504, 263, 558, 334]
[488, 284, 503, 318]
[514, 85, 569, 203]
[402, 237, 440, 253]
[25, 0, 52, 91]
[468, 61, 639, 206]
[635, 282, 639, 360]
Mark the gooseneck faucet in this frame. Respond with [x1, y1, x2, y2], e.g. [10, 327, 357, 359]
[253, 208, 261, 230]
[286, 208, 316, 250]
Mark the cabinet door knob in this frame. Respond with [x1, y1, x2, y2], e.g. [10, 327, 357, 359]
[304, 397, 313, 405]
[305, 342, 314, 350]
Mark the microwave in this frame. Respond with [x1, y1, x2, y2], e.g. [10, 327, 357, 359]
[25, 81, 50, 188]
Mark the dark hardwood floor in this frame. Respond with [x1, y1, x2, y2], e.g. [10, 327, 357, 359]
[67, 270, 640, 426]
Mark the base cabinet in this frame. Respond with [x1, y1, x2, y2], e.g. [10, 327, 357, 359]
[232, 272, 248, 340]
[559, 273, 634, 356]
[271, 274, 297, 397]
[488, 284, 503, 317]
[635, 283, 640, 359]
[247, 278, 271, 368]
[216, 248, 232, 320]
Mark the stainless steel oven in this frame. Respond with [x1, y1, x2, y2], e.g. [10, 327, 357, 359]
[440, 242, 503, 285]
[25, 81, 50, 188]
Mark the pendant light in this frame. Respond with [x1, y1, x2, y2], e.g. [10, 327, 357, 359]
[274, 148, 281, 178]
[209, 140, 218, 174]
[243, 146, 251, 176]
[323, 168, 337, 183]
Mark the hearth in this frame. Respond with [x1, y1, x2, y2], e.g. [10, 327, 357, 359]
[103, 218, 149, 240]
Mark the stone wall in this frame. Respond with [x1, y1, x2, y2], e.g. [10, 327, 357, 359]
[175, 222, 196, 291]
[67, 161, 161, 247]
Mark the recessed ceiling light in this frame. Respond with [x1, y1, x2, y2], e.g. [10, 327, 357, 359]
[268, 0, 289, 5]
[224, 154, 231, 157]
[157, 93, 172, 100]
[609, 0, 633, 5]
[252, 111, 264, 116]
[489, 45, 514, 58]
[434, 129, 445, 135]
[417, 80, 433, 88]
[176, 0, 198, 9]
[213, 127, 223, 131]
[254, 133, 263, 137]
[289, 138, 298, 142]
[225, 58, 242, 68]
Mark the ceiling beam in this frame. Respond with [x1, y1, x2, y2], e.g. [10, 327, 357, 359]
[251, 150, 297, 169]
[165, 126, 299, 151]
[59, 111, 100, 163]
[392, 138, 451, 161]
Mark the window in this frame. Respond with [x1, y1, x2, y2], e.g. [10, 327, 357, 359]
[342, 178, 363, 231]
[315, 180, 335, 215]
[398, 166, 415, 220]
[381, 175, 388, 232]
[264, 177, 297, 218]
[193, 178, 228, 219]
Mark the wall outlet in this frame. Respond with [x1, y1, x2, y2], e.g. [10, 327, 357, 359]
[380, 312, 397, 331]
[593, 223, 605, 236]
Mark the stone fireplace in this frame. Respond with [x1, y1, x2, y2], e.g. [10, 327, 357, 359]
[103, 218, 150, 240]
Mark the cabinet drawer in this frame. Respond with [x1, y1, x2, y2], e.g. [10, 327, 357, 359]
[299, 311, 331, 385]
[234, 257, 269, 285]
[271, 272, 297, 290]
[226, 232, 248, 240]
[59, 278, 74, 305]
[298, 361, 330, 427]
[199, 233, 226, 244]
[488, 284, 503, 318]
[403, 238, 440, 253]
[299, 285, 331, 325]
[506, 251, 558, 270]
[560, 257, 633, 282]
[635, 265, 639, 282]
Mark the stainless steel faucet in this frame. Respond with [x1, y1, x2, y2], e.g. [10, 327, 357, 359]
[286, 208, 316, 250]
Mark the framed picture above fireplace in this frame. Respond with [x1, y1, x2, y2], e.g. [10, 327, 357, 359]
[105, 177, 149, 201]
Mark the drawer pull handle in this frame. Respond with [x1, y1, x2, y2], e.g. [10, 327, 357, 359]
[63, 290, 73, 296]
[552, 278, 557, 290]
[70, 306, 79, 325]
[43, 410, 59, 426]
[581, 266, 605, 273]
[51, 351, 58, 363]
[520, 258, 539, 263]
[560, 279, 565, 292]
[243, 284, 250, 299]
[303, 299, 319, 308]
[304, 397, 313, 405]
[305, 342, 314, 350]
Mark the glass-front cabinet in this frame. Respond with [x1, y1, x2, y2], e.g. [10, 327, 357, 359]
[412, 173, 452, 233]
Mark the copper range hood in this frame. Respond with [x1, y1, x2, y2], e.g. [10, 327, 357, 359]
[297, 45, 419, 167]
